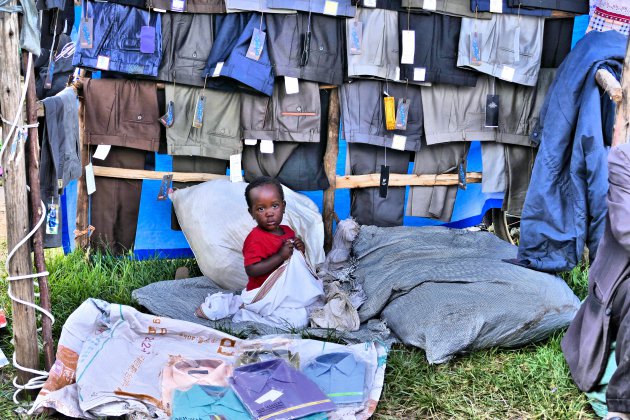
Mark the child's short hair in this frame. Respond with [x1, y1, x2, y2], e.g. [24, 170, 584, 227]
[245, 177, 285, 208]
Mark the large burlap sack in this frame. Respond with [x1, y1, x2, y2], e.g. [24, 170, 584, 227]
[171, 179, 325, 290]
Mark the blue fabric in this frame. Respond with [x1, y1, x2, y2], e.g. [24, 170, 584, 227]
[203, 13, 275, 96]
[515, 30, 626, 273]
[471, 0, 551, 15]
[172, 385, 250, 420]
[303, 352, 366, 405]
[72, 2, 162, 76]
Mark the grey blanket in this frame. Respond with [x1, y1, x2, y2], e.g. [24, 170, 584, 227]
[355, 226, 581, 363]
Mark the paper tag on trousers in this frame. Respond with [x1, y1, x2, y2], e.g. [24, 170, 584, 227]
[392, 134, 407, 151]
[44, 59, 55, 90]
[470, 32, 482, 65]
[93, 144, 111, 160]
[79, 18, 93, 49]
[363, 0, 376, 6]
[284, 76, 300, 94]
[323, 0, 338, 15]
[413, 67, 426, 81]
[157, 174, 173, 200]
[490, 0, 502, 13]
[96, 55, 110, 70]
[212, 62, 224, 77]
[349, 21, 363, 55]
[384, 96, 396, 130]
[424, 0, 437, 10]
[401, 30, 415, 64]
[395, 98, 410, 130]
[246, 28, 266, 61]
[379, 165, 389, 198]
[159, 101, 174, 128]
[500, 65, 515, 82]
[140, 26, 156, 54]
[85, 163, 96, 195]
[230, 154, 243, 182]
[244, 139, 258, 146]
[260, 140, 274, 154]
[192, 95, 205, 128]
[46, 203, 59, 235]
[171, 0, 185, 12]
[485, 94, 499, 128]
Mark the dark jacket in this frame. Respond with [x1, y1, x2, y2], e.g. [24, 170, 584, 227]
[516, 30, 626, 272]
[561, 144, 630, 392]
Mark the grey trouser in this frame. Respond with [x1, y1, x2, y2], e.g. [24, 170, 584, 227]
[341, 80, 424, 152]
[481, 142, 506, 194]
[406, 140, 468, 222]
[346, 8, 399, 81]
[158, 14, 214, 88]
[457, 14, 545, 86]
[503, 144, 535, 217]
[225, 0, 295, 12]
[165, 84, 242, 160]
[401, 0, 492, 19]
[348, 143, 411, 227]
[147, 0, 225, 13]
[241, 80, 321, 142]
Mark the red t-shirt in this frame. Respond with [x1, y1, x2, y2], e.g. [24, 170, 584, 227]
[243, 225, 296, 291]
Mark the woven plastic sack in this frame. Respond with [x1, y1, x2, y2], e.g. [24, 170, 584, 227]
[171, 179, 325, 290]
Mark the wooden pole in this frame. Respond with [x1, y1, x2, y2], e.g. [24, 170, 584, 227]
[613, 35, 630, 147]
[22, 52, 54, 371]
[0, 11, 39, 385]
[75, 74, 90, 250]
[322, 88, 340, 253]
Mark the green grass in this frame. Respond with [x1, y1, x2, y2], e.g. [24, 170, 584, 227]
[0, 249, 594, 419]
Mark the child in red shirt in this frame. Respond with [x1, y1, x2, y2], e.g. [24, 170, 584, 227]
[243, 177, 305, 291]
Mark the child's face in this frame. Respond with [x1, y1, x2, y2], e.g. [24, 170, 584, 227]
[248, 184, 286, 232]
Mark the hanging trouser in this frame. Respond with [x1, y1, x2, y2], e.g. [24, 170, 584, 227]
[480, 142, 506, 194]
[502, 144, 536, 217]
[348, 143, 410, 227]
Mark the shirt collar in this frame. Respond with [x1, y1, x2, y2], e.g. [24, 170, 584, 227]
[308, 352, 358, 377]
[177, 385, 227, 409]
[234, 359, 295, 393]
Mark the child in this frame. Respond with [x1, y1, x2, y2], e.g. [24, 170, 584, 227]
[243, 177, 305, 291]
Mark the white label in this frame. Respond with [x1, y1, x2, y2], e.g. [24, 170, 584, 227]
[500, 65, 515, 82]
[85, 163, 96, 195]
[284, 76, 300, 95]
[392, 134, 407, 151]
[255, 389, 284, 405]
[413, 67, 426, 81]
[229, 154, 243, 182]
[363, 0, 376, 6]
[92, 144, 111, 160]
[153, 7, 167, 12]
[244, 139, 258, 146]
[323, 0, 338, 15]
[96, 55, 110, 71]
[401, 30, 415, 65]
[490, 0, 502, 13]
[423, 0, 437, 11]
[213, 62, 224, 77]
[171, 0, 184, 11]
[260, 140, 274, 154]
[394, 66, 400, 81]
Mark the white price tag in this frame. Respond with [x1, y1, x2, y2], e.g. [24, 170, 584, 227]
[413, 67, 426, 81]
[96, 55, 110, 71]
[255, 389, 284, 404]
[284, 76, 300, 95]
[260, 140, 274, 154]
[392, 134, 407, 151]
[85, 163, 96, 195]
[363, 0, 376, 6]
[92, 144, 111, 160]
[500, 65, 515, 82]
[490, 0, 502, 13]
[213, 62, 224, 77]
[401, 30, 415, 65]
[244, 139, 258, 146]
[229, 154, 243, 182]
[171, 0, 185, 11]
[424, 0, 437, 11]
[394, 66, 400, 81]
[323, 0, 338, 15]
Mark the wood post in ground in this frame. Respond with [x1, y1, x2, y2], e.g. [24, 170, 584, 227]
[0, 8, 39, 385]
[613, 35, 630, 147]
[22, 52, 54, 371]
[323, 88, 340, 254]
[75, 74, 90, 250]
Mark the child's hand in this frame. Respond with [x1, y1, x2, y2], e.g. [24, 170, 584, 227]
[279, 239, 294, 260]
[294, 237, 305, 253]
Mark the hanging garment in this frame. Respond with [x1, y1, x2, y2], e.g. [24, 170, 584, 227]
[265, 12, 346, 85]
[35, 34, 75, 100]
[346, 7, 399, 81]
[515, 30, 626, 272]
[587, 0, 630, 35]
[84, 78, 161, 153]
[241, 80, 321, 143]
[340, 80, 424, 152]
[348, 142, 410, 227]
[233, 250, 324, 329]
[562, 144, 630, 413]
[147, 0, 226, 13]
[165, 84, 242, 160]
[39, 87, 81, 248]
[266, 0, 356, 16]
[480, 142, 506, 193]
[470, 0, 552, 15]
[157, 14, 214, 88]
[502, 144, 535, 217]
[225, 0, 295, 12]
[401, 0, 493, 18]
[457, 14, 545, 86]
[540, 18, 574, 68]
[72, 3, 162, 77]
[231, 359, 336, 419]
[406, 140, 469, 222]
[398, 11, 478, 87]
[203, 12, 275, 96]
[38, 3, 73, 54]
[508, 0, 587, 14]
[303, 352, 367, 405]
[351, 0, 403, 9]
